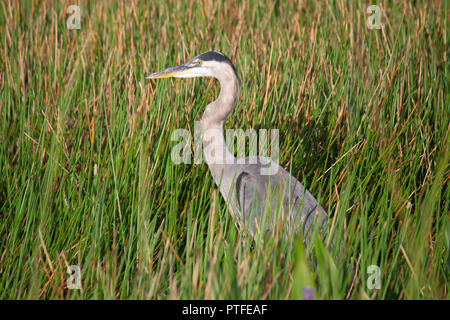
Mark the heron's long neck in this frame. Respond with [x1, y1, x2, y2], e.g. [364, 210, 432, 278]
[201, 69, 239, 180]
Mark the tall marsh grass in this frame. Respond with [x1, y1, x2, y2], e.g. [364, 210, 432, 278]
[0, 0, 448, 299]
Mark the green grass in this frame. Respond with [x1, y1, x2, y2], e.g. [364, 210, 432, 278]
[0, 0, 448, 299]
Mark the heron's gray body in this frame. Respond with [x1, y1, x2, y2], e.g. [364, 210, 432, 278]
[208, 156, 328, 240]
[147, 51, 328, 241]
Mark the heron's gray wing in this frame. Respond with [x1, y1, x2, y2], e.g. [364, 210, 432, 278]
[234, 168, 298, 235]
[234, 170, 274, 234]
[290, 179, 329, 240]
[233, 166, 328, 239]
[235, 171, 258, 230]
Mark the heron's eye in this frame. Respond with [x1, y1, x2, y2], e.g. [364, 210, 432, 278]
[198, 60, 202, 65]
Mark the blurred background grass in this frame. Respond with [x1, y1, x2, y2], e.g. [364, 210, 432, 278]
[0, 0, 448, 299]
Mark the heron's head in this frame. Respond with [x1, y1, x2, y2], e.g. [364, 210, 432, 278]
[146, 51, 237, 81]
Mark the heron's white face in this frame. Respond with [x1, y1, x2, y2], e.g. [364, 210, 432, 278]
[146, 58, 214, 79]
[174, 59, 214, 78]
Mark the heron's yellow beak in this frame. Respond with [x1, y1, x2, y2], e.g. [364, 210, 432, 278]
[146, 63, 190, 79]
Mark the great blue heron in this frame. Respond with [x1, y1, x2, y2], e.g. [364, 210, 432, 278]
[147, 51, 328, 243]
